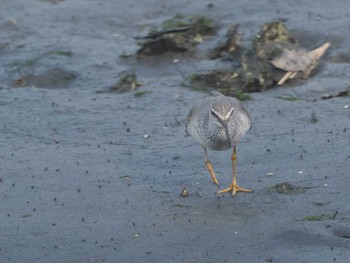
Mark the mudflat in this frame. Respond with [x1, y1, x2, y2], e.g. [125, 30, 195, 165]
[1, 1, 349, 262]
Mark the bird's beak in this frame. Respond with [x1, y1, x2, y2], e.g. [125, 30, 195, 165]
[219, 119, 231, 148]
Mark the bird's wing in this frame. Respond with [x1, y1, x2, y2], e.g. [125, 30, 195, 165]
[184, 108, 193, 135]
[185, 105, 199, 135]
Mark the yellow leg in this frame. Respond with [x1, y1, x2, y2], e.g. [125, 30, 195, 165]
[216, 146, 252, 196]
[204, 147, 220, 187]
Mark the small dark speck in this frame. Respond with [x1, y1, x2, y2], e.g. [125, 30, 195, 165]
[0, 178, 3, 183]
[110, 237, 114, 241]
[52, 223, 56, 226]
[77, 189, 81, 193]
[82, 217, 85, 222]
[11, 153, 14, 156]
[82, 239, 85, 243]
[86, 170, 89, 174]
[31, 185, 34, 189]
[99, 185, 102, 188]
[56, 169, 59, 172]
[54, 198, 57, 202]
[97, 144, 100, 148]
[44, 167, 48, 171]
[12, 183, 15, 187]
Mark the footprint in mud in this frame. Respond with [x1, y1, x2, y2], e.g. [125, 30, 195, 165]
[265, 181, 310, 194]
[14, 67, 77, 89]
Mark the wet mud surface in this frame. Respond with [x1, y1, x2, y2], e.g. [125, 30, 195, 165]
[0, 1, 350, 262]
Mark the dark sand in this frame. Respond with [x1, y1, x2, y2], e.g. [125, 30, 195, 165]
[1, 1, 349, 262]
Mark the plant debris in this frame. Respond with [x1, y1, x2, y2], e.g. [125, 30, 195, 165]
[186, 48, 280, 98]
[255, 21, 330, 85]
[321, 88, 350, 99]
[275, 96, 300, 101]
[187, 70, 251, 100]
[302, 214, 335, 221]
[210, 24, 240, 59]
[136, 14, 215, 57]
[186, 21, 331, 98]
[134, 90, 152, 97]
[109, 72, 142, 93]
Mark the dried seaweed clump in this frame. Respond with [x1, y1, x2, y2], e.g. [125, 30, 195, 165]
[187, 21, 331, 97]
[109, 72, 142, 93]
[188, 70, 251, 100]
[255, 21, 330, 85]
[136, 14, 215, 57]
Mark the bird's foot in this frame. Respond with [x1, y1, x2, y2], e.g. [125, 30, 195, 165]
[205, 160, 220, 187]
[212, 177, 220, 188]
[216, 183, 252, 196]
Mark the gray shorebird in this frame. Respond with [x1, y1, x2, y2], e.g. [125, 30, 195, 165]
[185, 91, 252, 196]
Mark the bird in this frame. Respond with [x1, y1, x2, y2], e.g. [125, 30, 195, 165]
[185, 91, 252, 196]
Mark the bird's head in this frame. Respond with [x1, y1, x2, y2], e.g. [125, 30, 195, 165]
[209, 103, 234, 128]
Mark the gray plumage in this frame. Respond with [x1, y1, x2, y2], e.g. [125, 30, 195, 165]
[185, 91, 251, 151]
